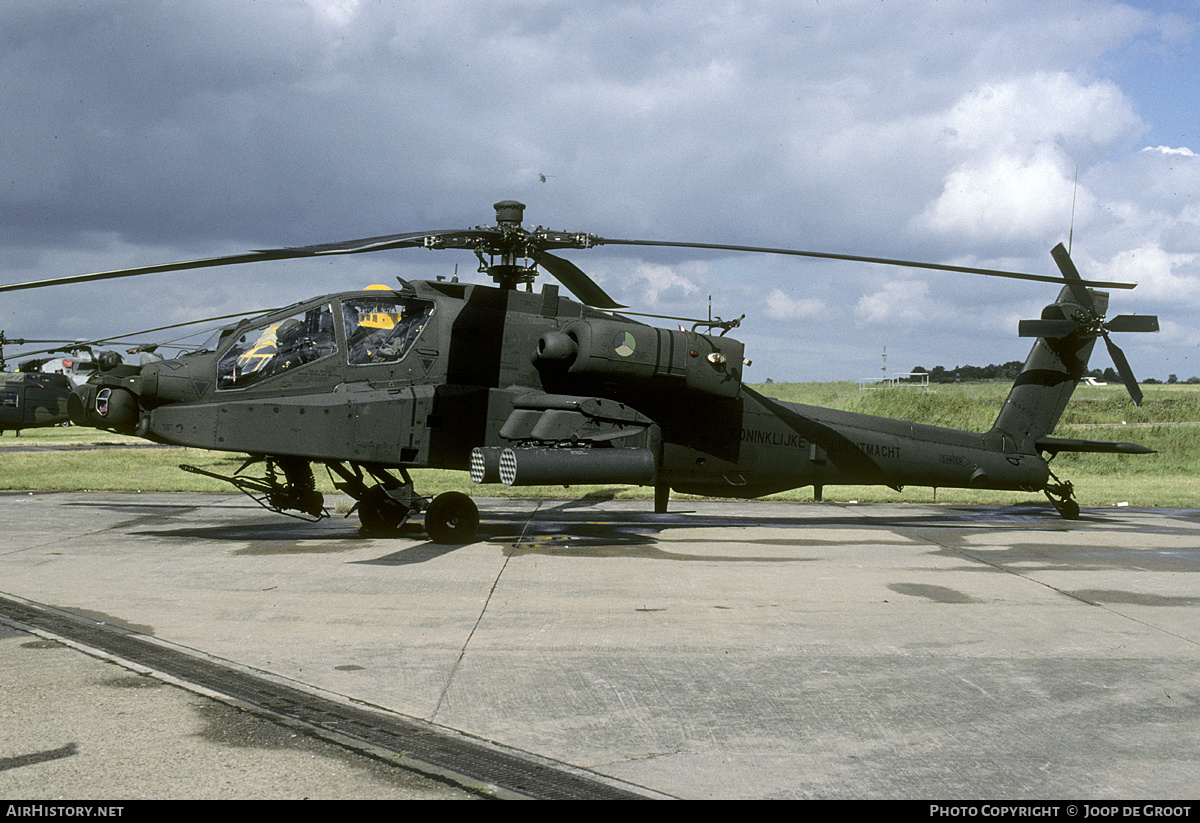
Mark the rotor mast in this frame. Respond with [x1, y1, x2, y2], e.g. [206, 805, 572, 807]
[479, 200, 539, 292]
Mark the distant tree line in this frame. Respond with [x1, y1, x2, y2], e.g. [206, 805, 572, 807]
[907, 363, 1199, 385]
[1147, 374, 1200, 385]
[906, 362, 1024, 383]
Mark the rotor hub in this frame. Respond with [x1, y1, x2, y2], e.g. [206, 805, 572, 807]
[1071, 309, 1106, 336]
[493, 200, 526, 227]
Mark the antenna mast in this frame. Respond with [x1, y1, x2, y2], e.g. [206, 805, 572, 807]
[1069, 164, 1079, 254]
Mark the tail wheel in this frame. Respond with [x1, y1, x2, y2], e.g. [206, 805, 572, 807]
[424, 492, 479, 544]
[1044, 474, 1080, 521]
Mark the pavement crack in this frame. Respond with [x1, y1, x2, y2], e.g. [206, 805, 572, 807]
[430, 501, 542, 722]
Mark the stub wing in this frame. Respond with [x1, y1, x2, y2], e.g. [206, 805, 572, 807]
[1036, 437, 1156, 456]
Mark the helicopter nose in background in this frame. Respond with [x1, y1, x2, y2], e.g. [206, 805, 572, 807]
[67, 354, 150, 434]
[67, 382, 138, 433]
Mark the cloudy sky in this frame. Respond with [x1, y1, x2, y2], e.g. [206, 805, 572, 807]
[2, 0, 1198, 383]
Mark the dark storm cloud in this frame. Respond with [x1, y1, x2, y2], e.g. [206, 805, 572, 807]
[1, 0, 1196, 380]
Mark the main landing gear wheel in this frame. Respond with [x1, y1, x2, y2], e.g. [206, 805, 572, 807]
[424, 492, 479, 544]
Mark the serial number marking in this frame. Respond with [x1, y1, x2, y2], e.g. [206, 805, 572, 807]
[741, 428, 900, 460]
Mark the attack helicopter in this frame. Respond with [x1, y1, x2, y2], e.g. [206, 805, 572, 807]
[0, 200, 1158, 540]
[0, 368, 72, 434]
[0, 333, 82, 433]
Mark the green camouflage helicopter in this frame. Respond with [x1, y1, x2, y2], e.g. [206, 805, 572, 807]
[0, 201, 1158, 541]
[0, 369, 72, 434]
[0, 333, 88, 434]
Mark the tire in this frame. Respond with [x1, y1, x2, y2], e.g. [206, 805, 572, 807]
[1060, 499, 1080, 521]
[425, 492, 479, 544]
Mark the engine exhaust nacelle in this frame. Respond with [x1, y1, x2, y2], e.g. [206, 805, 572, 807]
[533, 319, 744, 398]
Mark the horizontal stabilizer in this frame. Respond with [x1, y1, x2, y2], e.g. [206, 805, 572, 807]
[1036, 437, 1156, 456]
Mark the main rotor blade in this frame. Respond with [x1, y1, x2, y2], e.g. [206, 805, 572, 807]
[595, 238, 1138, 290]
[0, 251, 290, 293]
[0, 228, 497, 294]
[536, 252, 625, 309]
[288, 227, 499, 255]
[1049, 243, 1100, 312]
[6, 308, 281, 360]
[1103, 333, 1144, 406]
[0, 337, 82, 346]
[1104, 314, 1160, 333]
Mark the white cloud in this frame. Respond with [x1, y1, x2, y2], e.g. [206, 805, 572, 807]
[855, 280, 931, 325]
[1142, 146, 1197, 156]
[1095, 244, 1200, 305]
[602, 261, 705, 309]
[305, 0, 361, 27]
[912, 73, 1143, 248]
[914, 149, 1081, 244]
[763, 289, 825, 321]
[938, 73, 1140, 154]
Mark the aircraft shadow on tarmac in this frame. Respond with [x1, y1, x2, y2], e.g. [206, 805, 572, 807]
[0, 742, 78, 773]
[53, 495, 1200, 572]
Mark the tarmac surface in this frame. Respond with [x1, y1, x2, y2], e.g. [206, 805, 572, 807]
[1, 490, 1199, 799]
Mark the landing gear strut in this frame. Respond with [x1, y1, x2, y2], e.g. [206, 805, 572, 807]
[326, 462, 479, 543]
[181, 455, 326, 521]
[357, 483, 421, 535]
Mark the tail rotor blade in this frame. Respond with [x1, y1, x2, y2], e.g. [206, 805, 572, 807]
[1050, 243, 1099, 313]
[1104, 314, 1160, 333]
[1018, 319, 1080, 338]
[1103, 334, 1144, 406]
[1046, 246, 1155, 406]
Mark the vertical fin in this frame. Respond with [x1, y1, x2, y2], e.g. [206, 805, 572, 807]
[990, 286, 1106, 452]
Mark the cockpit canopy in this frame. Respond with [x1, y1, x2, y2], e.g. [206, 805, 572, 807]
[215, 293, 434, 390]
[343, 294, 433, 366]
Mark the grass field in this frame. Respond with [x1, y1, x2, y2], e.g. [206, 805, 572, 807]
[2, 381, 1197, 509]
